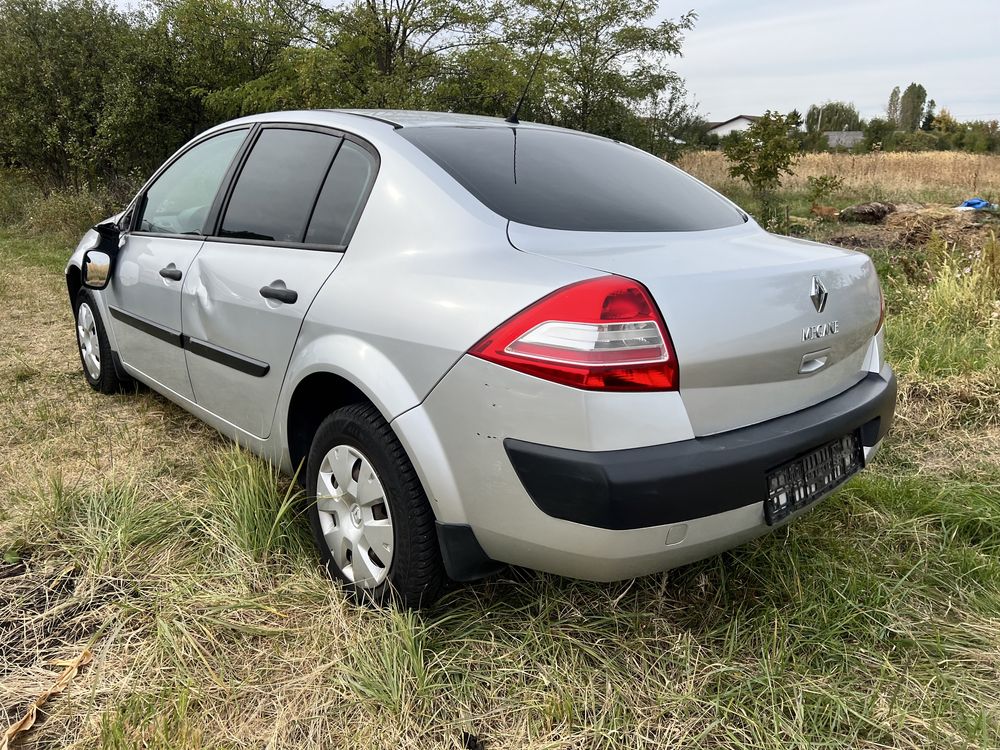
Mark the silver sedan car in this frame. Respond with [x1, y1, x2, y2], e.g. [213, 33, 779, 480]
[67, 110, 895, 606]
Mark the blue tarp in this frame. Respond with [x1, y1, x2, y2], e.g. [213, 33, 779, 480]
[959, 197, 993, 209]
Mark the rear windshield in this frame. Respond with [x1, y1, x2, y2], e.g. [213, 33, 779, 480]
[399, 126, 746, 232]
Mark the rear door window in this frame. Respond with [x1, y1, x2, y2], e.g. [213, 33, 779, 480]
[221, 129, 341, 243]
[304, 141, 377, 247]
[400, 126, 746, 232]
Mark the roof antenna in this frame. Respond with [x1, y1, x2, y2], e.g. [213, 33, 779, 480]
[506, 0, 568, 124]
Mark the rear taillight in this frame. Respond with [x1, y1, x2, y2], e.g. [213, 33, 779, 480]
[469, 276, 678, 391]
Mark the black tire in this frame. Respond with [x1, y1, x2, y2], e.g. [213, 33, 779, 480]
[74, 288, 133, 394]
[306, 403, 447, 607]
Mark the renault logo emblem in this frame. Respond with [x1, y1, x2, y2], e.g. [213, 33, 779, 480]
[810, 276, 828, 313]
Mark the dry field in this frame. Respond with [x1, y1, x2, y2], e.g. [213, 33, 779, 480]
[1, 179, 999, 749]
[678, 150, 1000, 202]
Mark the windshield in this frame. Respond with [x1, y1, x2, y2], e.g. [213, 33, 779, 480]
[399, 126, 746, 232]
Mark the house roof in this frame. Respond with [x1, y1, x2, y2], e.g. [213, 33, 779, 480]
[706, 115, 760, 129]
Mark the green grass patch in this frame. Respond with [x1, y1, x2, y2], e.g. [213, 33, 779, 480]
[5, 451, 998, 748]
[0, 227, 77, 275]
[885, 239, 1000, 379]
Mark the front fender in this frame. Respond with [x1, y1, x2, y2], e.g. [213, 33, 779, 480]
[66, 215, 125, 353]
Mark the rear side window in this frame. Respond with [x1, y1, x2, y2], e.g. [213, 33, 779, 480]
[400, 126, 746, 232]
[221, 129, 340, 243]
[304, 141, 377, 247]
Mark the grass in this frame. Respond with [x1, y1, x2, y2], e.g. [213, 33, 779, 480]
[1, 172, 999, 749]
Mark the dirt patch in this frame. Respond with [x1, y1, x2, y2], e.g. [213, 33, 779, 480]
[826, 229, 897, 251]
[884, 206, 1000, 248]
[0, 559, 101, 729]
[807, 204, 999, 257]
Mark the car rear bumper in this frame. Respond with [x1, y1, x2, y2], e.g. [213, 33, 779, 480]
[393, 355, 895, 582]
[504, 368, 896, 530]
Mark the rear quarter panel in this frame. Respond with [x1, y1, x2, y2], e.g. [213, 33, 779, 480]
[272, 130, 597, 464]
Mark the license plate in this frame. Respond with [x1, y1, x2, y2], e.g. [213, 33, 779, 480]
[764, 432, 863, 525]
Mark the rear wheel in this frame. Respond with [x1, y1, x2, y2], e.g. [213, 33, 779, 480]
[75, 289, 132, 394]
[306, 403, 446, 607]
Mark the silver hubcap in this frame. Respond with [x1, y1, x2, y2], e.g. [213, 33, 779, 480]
[76, 302, 101, 380]
[316, 445, 394, 588]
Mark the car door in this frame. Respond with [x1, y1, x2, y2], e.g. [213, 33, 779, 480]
[107, 127, 250, 401]
[181, 126, 379, 438]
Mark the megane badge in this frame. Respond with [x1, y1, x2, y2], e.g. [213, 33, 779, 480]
[810, 276, 828, 313]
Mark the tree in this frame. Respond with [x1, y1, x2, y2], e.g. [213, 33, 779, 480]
[722, 110, 800, 196]
[436, 0, 699, 149]
[431, 43, 537, 118]
[0, 0, 705, 187]
[282, 0, 511, 110]
[153, 0, 321, 120]
[886, 86, 900, 127]
[893, 130, 937, 152]
[863, 118, 895, 151]
[532, 0, 696, 138]
[921, 99, 936, 131]
[957, 120, 1000, 154]
[0, 0, 193, 186]
[805, 100, 861, 133]
[643, 87, 703, 158]
[899, 82, 927, 131]
[931, 107, 960, 135]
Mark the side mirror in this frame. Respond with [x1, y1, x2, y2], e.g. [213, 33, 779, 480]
[82, 250, 112, 290]
[82, 222, 121, 290]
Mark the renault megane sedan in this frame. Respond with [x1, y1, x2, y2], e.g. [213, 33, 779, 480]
[67, 110, 895, 606]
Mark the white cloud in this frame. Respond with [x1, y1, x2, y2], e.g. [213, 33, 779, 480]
[661, 0, 1000, 121]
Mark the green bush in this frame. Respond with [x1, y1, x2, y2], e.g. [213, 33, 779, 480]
[19, 186, 119, 239]
[0, 170, 41, 227]
[805, 174, 844, 203]
[893, 130, 939, 152]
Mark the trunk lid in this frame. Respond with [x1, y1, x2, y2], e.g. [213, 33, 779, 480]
[507, 221, 882, 436]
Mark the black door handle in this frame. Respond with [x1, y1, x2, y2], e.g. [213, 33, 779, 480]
[259, 284, 298, 304]
[159, 265, 182, 281]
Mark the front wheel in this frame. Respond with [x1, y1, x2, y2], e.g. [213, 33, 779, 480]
[306, 403, 447, 607]
[75, 289, 132, 394]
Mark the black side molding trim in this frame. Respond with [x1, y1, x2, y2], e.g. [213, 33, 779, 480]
[108, 305, 269, 378]
[435, 523, 505, 582]
[505, 368, 897, 531]
[181, 335, 270, 377]
[108, 305, 182, 347]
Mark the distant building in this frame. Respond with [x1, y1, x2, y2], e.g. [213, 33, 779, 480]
[706, 115, 759, 137]
[824, 130, 864, 149]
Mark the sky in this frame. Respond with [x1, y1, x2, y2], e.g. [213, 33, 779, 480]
[662, 0, 1000, 123]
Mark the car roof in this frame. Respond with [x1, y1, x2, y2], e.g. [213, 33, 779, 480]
[220, 108, 570, 137]
[331, 109, 563, 130]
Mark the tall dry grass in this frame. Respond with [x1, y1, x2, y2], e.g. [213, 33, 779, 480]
[678, 151, 1000, 202]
